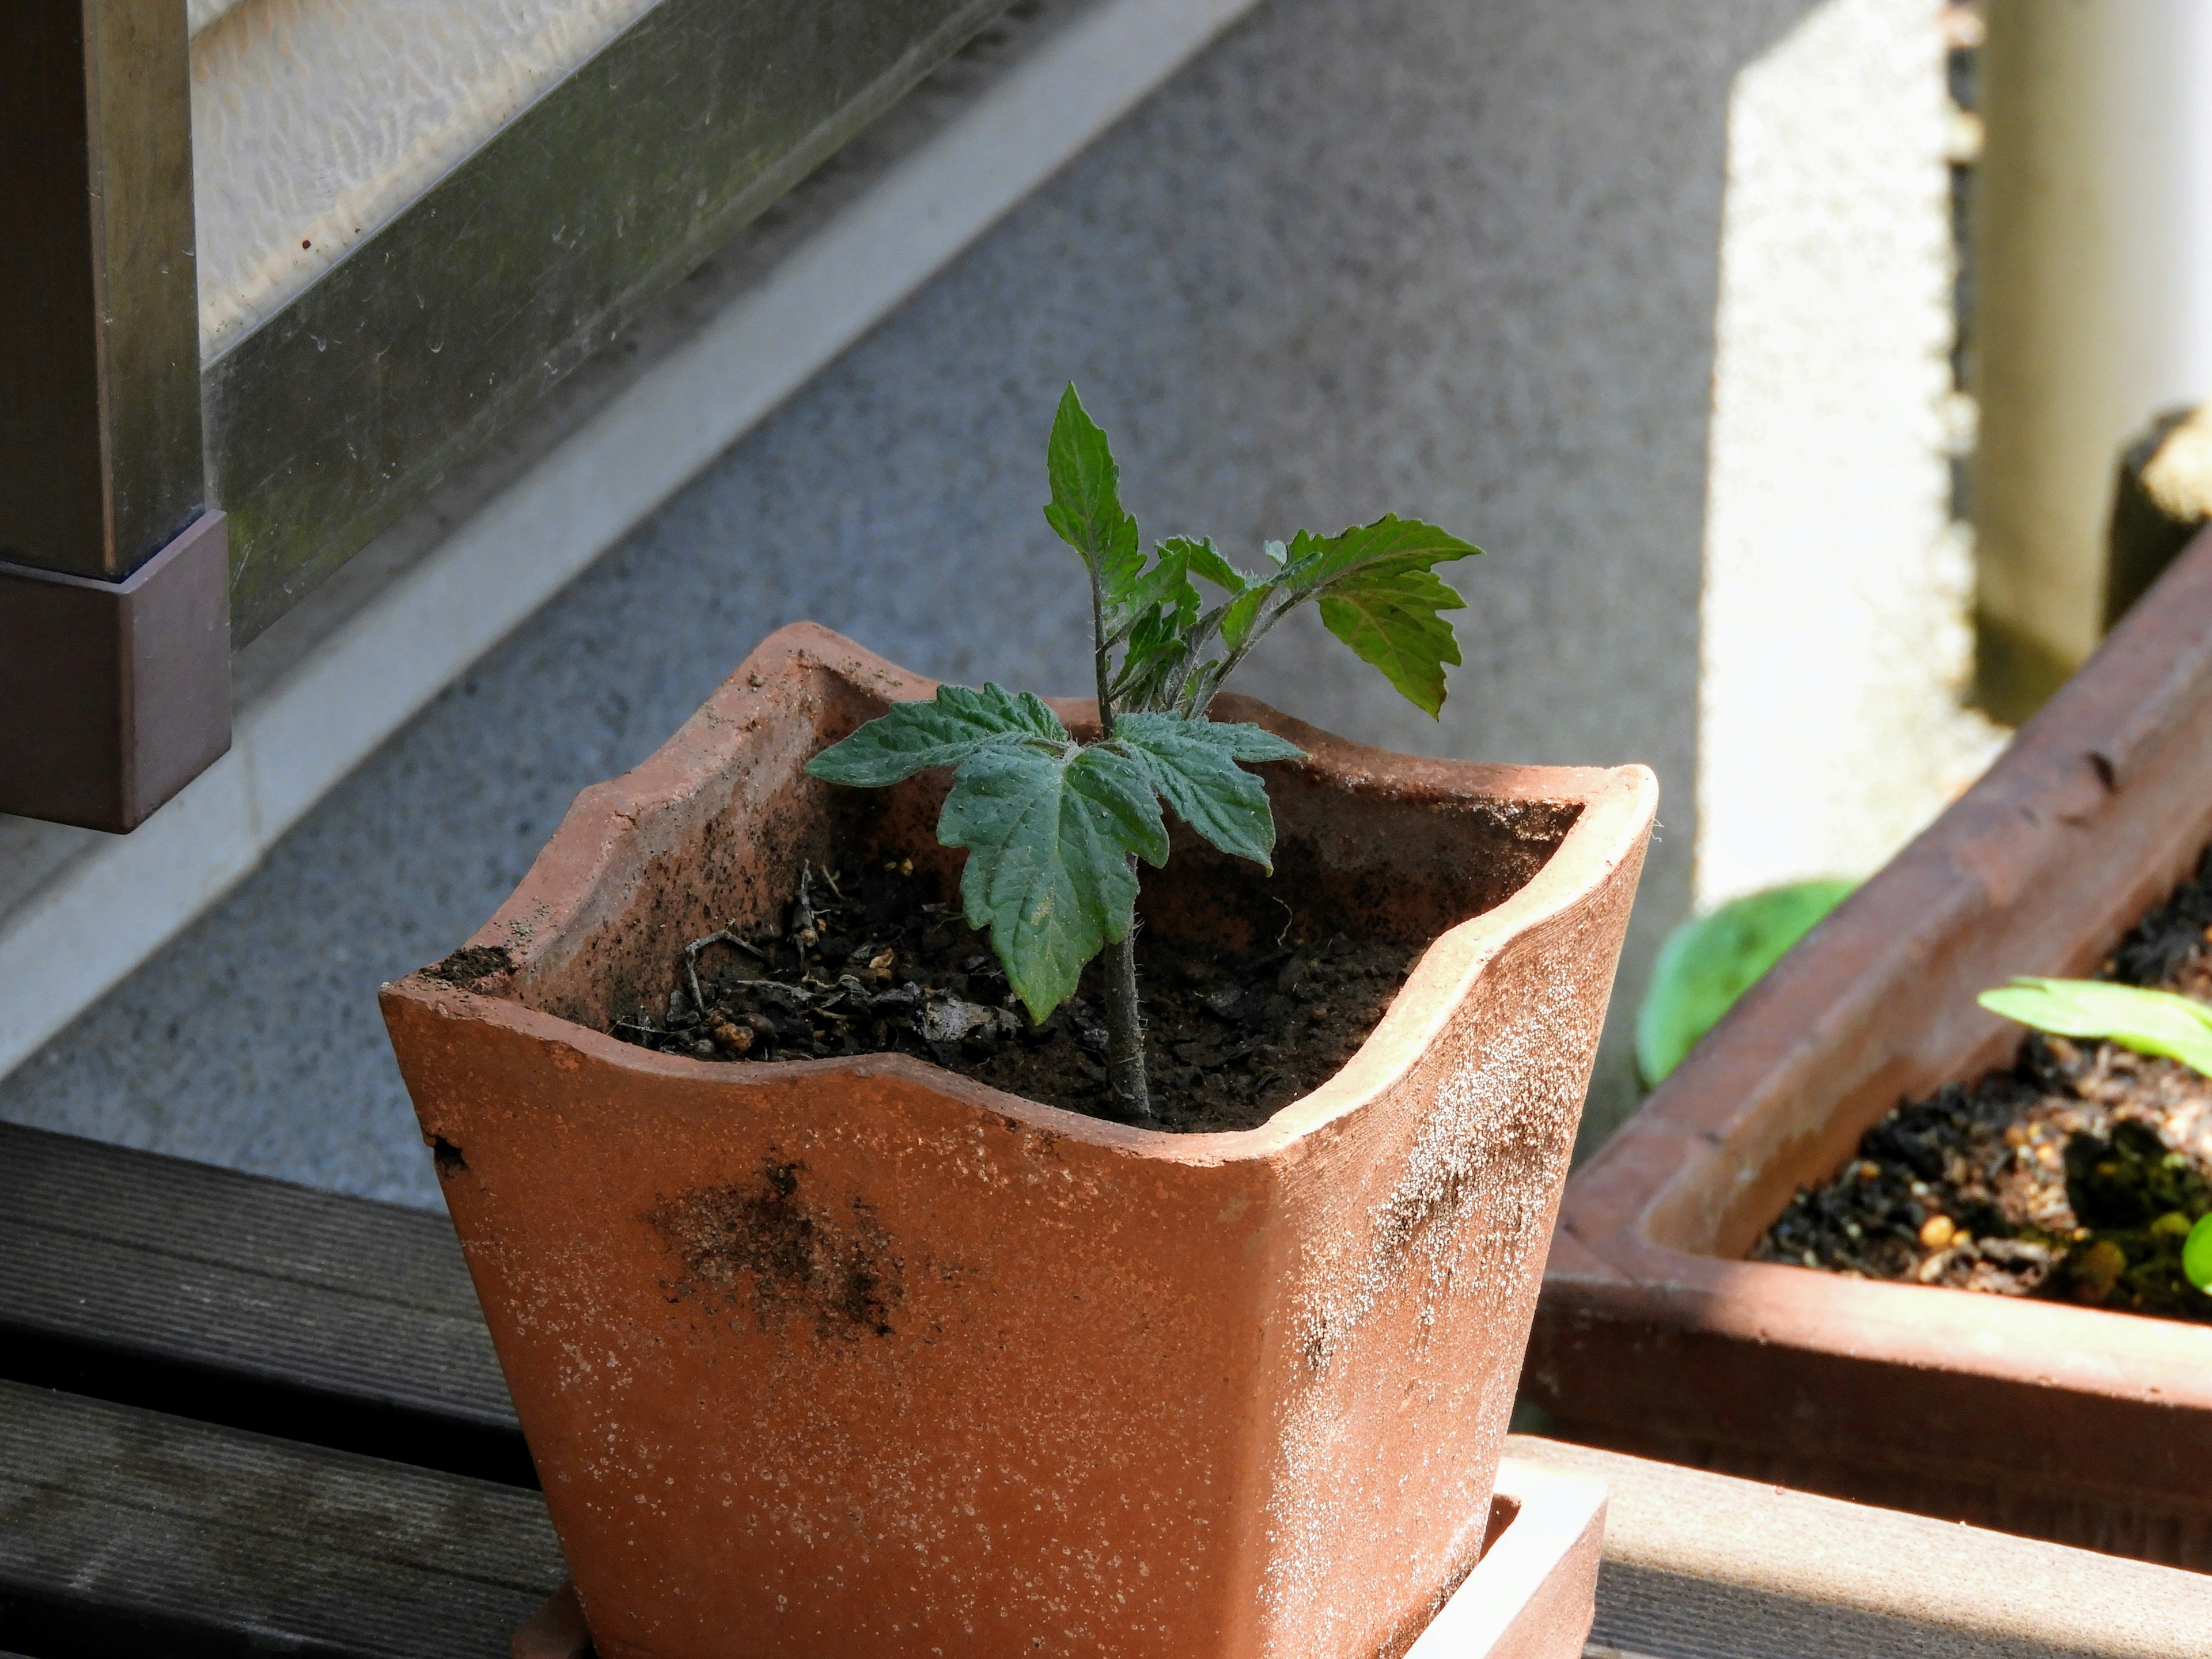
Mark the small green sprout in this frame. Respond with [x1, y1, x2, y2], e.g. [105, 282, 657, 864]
[806, 385, 1479, 1121]
[1979, 975, 2212, 1292]
[1977, 977, 2212, 1078]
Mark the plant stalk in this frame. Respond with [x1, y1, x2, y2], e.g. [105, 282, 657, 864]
[1102, 896, 1150, 1122]
[1088, 558, 1153, 1122]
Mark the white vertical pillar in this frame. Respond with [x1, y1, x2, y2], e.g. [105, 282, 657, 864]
[1974, 0, 2212, 702]
[1695, 0, 2001, 910]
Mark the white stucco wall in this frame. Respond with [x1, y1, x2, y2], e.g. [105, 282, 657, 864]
[1695, 0, 2004, 910]
[190, 0, 658, 354]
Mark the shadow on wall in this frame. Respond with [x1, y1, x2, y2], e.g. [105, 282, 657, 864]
[0, 0, 1842, 1205]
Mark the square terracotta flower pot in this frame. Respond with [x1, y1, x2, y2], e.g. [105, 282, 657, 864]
[512, 1457, 1609, 1659]
[382, 624, 1654, 1658]
[1524, 531, 2212, 1567]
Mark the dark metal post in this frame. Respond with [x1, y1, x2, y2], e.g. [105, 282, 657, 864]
[1, 0, 229, 832]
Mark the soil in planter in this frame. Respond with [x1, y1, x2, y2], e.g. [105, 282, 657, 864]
[608, 853, 1421, 1133]
[1756, 844, 2212, 1323]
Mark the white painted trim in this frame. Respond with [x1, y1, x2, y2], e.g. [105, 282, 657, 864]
[0, 0, 1264, 1082]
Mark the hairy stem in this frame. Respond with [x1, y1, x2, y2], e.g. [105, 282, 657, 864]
[1102, 897, 1150, 1122]
[1089, 563, 1117, 734]
[1189, 590, 1297, 718]
[1087, 559, 1152, 1120]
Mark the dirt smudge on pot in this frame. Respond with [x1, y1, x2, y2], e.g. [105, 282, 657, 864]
[651, 1158, 904, 1339]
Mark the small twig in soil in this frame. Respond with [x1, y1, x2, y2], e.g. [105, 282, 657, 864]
[719, 978, 820, 1009]
[789, 861, 821, 970]
[683, 924, 768, 1014]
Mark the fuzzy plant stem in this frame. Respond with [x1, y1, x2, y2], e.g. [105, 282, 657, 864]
[1089, 560, 1153, 1123]
[1101, 900, 1150, 1120]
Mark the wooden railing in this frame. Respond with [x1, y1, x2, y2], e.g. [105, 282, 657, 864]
[0, 0, 1010, 831]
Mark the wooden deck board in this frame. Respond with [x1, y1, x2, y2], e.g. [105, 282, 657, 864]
[1517, 1435, 2212, 1659]
[0, 1380, 560, 1659]
[6, 1121, 2202, 1656]
[0, 1122, 526, 1481]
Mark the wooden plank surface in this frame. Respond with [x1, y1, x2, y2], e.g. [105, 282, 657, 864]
[1513, 1436, 2212, 1659]
[0, 1122, 525, 1479]
[0, 1380, 560, 1659]
[8, 1122, 2201, 1656]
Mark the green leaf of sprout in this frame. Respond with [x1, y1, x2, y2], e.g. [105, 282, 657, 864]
[1113, 607, 1186, 711]
[1976, 977, 2212, 1079]
[939, 742, 1167, 1020]
[1112, 537, 1201, 647]
[1316, 566, 1468, 718]
[1290, 515, 1480, 718]
[1634, 880, 1856, 1086]
[1166, 535, 1247, 595]
[1043, 384, 1143, 603]
[1133, 537, 1205, 618]
[2184, 1213, 2212, 1294]
[804, 683, 1065, 788]
[1220, 586, 1269, 655]
[1286, 514, 1481, 589]
[804, 389, 1485, 1082]
[1111, 713, 1304, 869]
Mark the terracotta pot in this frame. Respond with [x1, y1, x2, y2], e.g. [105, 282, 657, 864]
[511, 1456, 1609, 1659]
[1524, 531, 2212, 1567]
[382, 624, 1654, 1659]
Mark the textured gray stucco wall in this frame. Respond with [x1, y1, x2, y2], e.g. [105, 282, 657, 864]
[1, 0, 1819, 1207]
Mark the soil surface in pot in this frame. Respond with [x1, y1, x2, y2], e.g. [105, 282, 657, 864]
[1756, 845, 2212, 1323]
[608, 854, 1420, 1132]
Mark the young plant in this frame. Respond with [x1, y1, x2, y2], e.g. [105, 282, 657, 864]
[1979, 975, 2212, 1291]
[1978, 976, 2212, 1079]
[805, 385, 1479, 1122]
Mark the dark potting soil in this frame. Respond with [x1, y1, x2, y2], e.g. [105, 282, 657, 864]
[1756, 844, 2212, 1323]
[609, 854, 1421, 1132]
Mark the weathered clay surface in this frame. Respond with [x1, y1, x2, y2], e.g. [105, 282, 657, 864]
[383, 624, 1653, 1659]
[1527, 531, 2212, 1567]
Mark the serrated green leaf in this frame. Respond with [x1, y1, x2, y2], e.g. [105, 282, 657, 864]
[1113, 607, 1186, 710]
[1209, 721, 1305, 763]
[1220, 586, 1271, 654]
[806, 683, 1065, 787]
[1288, 514, 1482, 589]
[1317, 566, 1468, 717]
[940, 743, 1166, 1020]
[1043, 384, 1142, 602]
[1112, 713, 1303, 869]
[1118, 539, 1201, 635]
[1165, 535, 1247, 595]
[1108, 541, 1214, 709]
[1978, 978, 2212, 1078]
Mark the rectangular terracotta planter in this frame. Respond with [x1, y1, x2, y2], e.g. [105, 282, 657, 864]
[1524, 532, 2212, 1567]
[382, 624, 1654, 1659]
